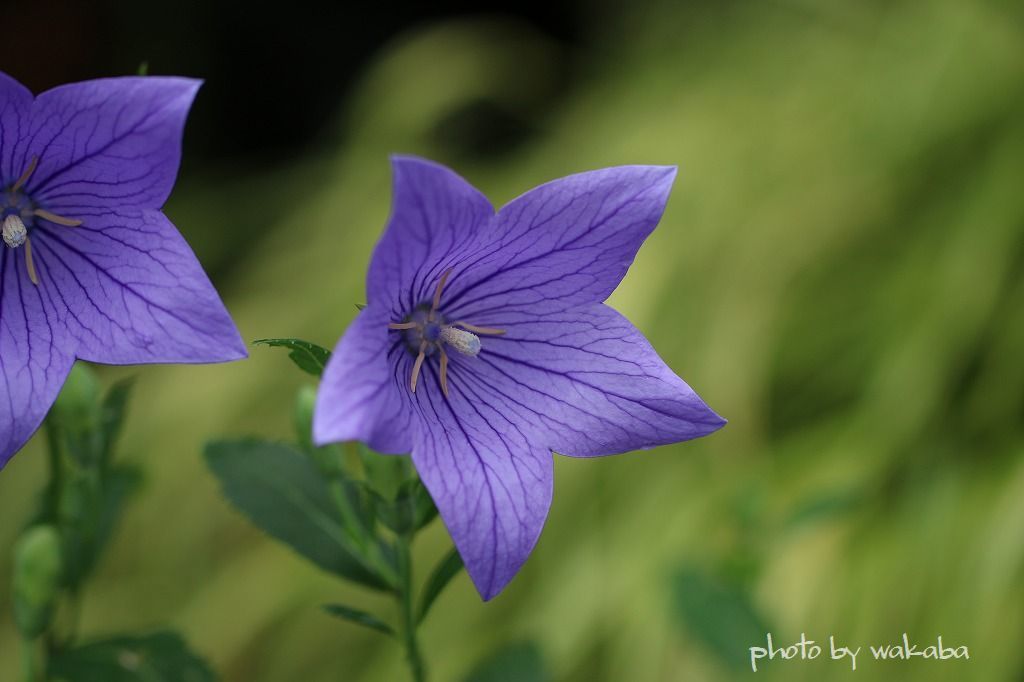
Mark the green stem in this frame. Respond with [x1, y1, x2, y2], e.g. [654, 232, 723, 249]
[43, 418, 64, 520]
[396, 534, 426, 682]
[61, 589, 83, 647]
[327, 481, 400, 589]
[21, 637, 39, 682]
[329, 480, 370, 547]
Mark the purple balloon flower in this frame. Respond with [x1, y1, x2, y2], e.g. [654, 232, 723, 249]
[314, 156, 725, 599]
[0, 72, 245, 469]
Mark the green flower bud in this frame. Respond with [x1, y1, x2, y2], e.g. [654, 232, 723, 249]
[12, 525, 63, 638]
[53, 363, 101, 422]
[293, 384, 317, 453]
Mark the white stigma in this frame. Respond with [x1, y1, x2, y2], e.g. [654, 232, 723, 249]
[440, 326, 481, 357]
[2, 215, 27, 248]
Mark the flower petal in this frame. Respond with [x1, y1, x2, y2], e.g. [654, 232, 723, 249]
[0, 248, 75, 469]
[28, 208, 245, 364]
[410, 379, 553, 600]
[314, 305, 415, 453]
[441, 165, 677, 320]
[367, 156, 494, 319]
[19, 77, 200, 211]
[446, 302, 725, 457]
[0, 71, 33, 183]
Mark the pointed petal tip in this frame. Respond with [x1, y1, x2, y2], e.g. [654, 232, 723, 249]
[309, 393, 374, 450]
[467, 566, 510, 602]
[649, 164, 679, 192]
[389, 152, 423, 163]
[211, 332, 249, 362]
[688, 399, 728, 439]
[389, 153, 440, 171]
[692, 411, 728, 442]
[39, 74, 203, 103]
[310, 432, 332, 449]
[310, 413, 335, 449]
[224, 345, 250, 362]
[310, 392, 336, 447]
[387, 153, 487, 182]
[0, 447, 14, 473]
[0, 70, 33, 98]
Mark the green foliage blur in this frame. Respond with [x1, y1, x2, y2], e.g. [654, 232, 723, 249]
[2, 1, 1024, 680]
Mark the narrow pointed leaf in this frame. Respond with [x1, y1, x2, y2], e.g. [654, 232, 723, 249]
[204, 439, 390, 590]
[47, 631, 216, 682]
[784, 488, 864, 531]
[322, 603, 395, 636]
[670, 564, 770, 669]
[463, 642, 548, 682]
[417, 547, 464, 624]
[253, 338, 332, 377]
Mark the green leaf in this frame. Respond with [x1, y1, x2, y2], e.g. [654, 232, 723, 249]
[204, 439, 391, 590]
[669, 564, 770, 670]
[417, 547, 464, 624]
[322, 603, 394, 636]
[47, 631, 216, 682]
[253, 338, 331, 377]
[463, 642, 547, 682]
[354, 303, 366, 311]
[784, 488, 863, 531]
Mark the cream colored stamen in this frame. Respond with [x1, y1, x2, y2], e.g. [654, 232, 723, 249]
[388, 268, 507, 395]
[440, 326, 481, 357]
[2, 215, 27, 248]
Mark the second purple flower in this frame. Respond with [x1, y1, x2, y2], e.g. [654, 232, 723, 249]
[0, 72, 245, 469]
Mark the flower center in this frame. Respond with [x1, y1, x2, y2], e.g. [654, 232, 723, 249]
[387, 268, 505, 397]
[3, 156, 83, 285]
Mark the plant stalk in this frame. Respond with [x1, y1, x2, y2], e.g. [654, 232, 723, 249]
[396, 533, 426, 682]
[21, 637, 39, 682]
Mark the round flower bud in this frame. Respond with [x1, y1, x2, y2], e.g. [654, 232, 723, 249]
[52, 363, 101, 423]
[12, 525, 63, 638]
[293, 384, 317, 454]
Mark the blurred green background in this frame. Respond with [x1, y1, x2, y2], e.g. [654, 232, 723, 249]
[3, 0, 1024, 679]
